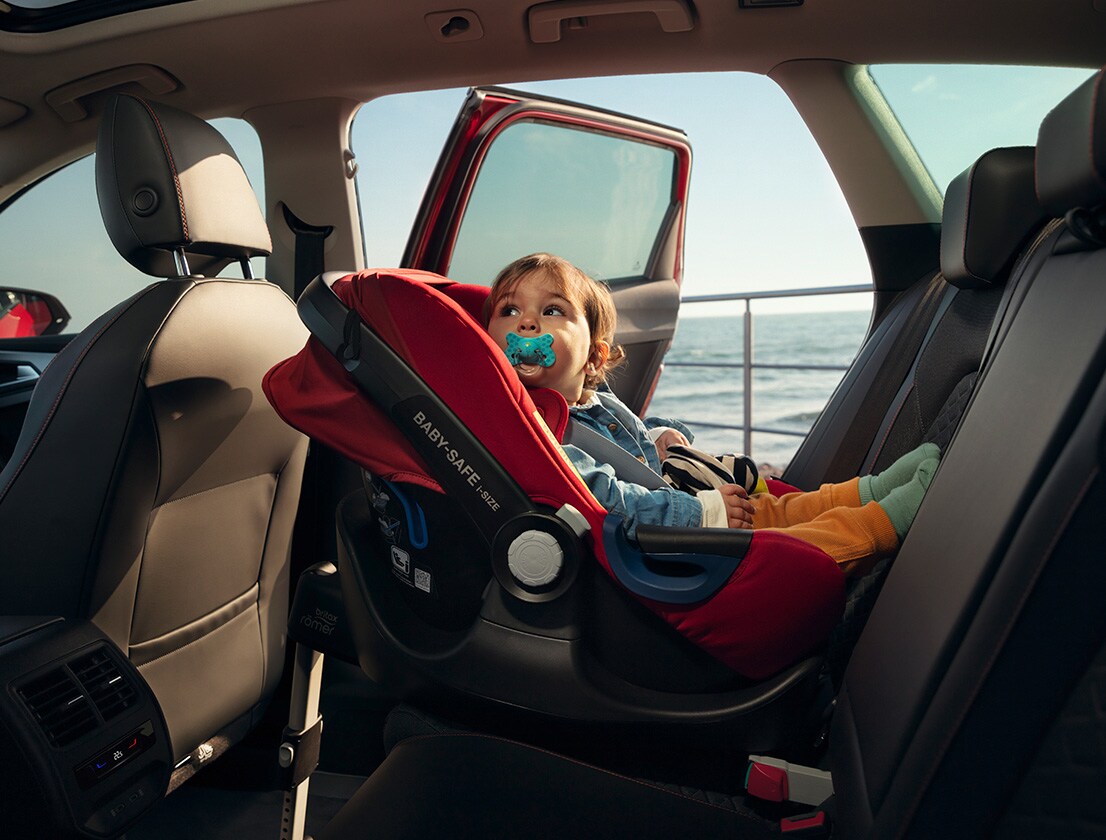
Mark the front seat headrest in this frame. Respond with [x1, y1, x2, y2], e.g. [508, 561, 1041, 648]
[1036, 69, 1106, 216]
[940, 146, 1045, 289]
[96, 93, 272, 278]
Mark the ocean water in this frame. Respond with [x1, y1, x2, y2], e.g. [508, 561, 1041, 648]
[645, 310, 871, 470]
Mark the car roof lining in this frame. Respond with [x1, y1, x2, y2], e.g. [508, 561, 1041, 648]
[1, 0, 1101, 112]
[0, 0, 1100, 219]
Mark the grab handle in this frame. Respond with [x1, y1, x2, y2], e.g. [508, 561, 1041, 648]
[528, 0, 694, 43]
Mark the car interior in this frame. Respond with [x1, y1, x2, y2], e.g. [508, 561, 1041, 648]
[0, 1, 1104, 838]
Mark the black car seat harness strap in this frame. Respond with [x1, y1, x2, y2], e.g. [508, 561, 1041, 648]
[564, 419, 669, 489]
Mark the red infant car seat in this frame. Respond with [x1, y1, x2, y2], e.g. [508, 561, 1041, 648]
[264, 269, 844, 736]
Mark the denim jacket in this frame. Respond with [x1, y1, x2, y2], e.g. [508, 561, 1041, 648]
[563, 387, 702, 538]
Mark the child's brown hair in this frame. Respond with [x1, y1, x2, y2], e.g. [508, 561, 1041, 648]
[484, 253, 626, 390]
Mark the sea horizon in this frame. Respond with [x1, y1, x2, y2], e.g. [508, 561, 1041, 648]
[644, 309, 870, 470]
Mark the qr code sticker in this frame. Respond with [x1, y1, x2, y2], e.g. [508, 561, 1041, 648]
[414, 568, 432, 593]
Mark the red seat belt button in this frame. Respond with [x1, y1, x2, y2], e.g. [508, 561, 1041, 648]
[745, 760, 789, 801]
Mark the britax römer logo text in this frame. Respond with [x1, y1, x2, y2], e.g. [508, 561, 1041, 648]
[300, 608, 337, 636]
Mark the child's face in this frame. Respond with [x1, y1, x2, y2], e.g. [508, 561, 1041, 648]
[486, 270, 598, 404]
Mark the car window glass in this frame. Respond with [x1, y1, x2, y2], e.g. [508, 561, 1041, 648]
[355, 74, 870, 295]
[449, 120, 677, 285]
[869, 64, 1094, 195]
[0, 117, 265, 337]
[354, 74, 873, 469]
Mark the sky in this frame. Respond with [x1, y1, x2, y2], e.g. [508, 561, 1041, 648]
[351, 66, 1091, 315]
[353, 73, 872, 316]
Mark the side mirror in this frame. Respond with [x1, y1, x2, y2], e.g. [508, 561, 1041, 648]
[0, 288, 70, 338]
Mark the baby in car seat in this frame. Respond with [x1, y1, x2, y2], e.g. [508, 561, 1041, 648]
[483, 253, 938, 575]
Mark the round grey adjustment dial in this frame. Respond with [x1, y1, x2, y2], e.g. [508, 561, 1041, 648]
[507, 530, 563, 587]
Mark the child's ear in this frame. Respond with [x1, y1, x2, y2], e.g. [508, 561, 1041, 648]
[590, 340, 610, 369]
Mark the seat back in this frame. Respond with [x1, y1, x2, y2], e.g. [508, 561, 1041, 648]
[0, 94, 308, 764]
[823, 145, 1055, 684]
[787, 147, 1050, 488]
[832, 69, 1106, 837]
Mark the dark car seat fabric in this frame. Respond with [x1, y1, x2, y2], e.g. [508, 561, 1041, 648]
[264, 269, 844, 681]
[319, 733, 774, 840]
[0, 94, 308, 763]
[867, 146, 1052, 472]
[317, 67, 1106, 840]
[831, 68, 1106, 839]
[787, 146, 1050, 488]
[316, 730, 774, 840]
[821, 147, 1052, 686]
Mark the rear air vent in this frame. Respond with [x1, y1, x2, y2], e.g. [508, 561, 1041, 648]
[70, 648, 137, 722]
[16, 646, 137, 747]
[17, 668, 98, 748]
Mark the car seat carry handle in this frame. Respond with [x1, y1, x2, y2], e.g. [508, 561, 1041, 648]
[297, 276, 534, 543]
[604, 516, 749, 604]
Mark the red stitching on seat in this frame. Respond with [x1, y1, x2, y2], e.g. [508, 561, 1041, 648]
[134, 96, 189, 240]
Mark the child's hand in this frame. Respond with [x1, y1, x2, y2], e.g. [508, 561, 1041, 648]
[654, 428, 691, 461]
[719, 484, 755, 529]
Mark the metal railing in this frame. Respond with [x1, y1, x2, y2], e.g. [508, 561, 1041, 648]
[666, 283, 872, 456]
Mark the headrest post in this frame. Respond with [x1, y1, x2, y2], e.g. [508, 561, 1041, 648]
[240, 257, 255, 280]
[172, 249, 191, 278]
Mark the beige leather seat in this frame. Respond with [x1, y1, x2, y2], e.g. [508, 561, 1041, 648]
[0, 94, 308, 768]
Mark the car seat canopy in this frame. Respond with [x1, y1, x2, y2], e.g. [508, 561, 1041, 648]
[265, 270, 591, 506]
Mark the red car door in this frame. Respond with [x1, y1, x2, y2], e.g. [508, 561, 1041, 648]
[403, 86, 691, 414]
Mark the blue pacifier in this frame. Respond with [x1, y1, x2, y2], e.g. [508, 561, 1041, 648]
[504, 332, 556, 367]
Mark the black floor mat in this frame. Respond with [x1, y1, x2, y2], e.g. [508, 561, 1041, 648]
[126, 773, 361, 839]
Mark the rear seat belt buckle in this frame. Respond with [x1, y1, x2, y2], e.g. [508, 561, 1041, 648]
[780, 809, 830, 837]
[744, 758, 788, 801]
[745, 755, 833, 806]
